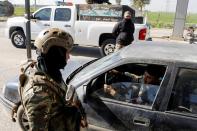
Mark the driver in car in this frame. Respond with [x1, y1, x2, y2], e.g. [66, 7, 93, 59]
[104, 67, 161, 104]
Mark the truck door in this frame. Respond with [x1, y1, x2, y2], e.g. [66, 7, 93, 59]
[51, 7, 75, 41]
[31, 7, 52, 40]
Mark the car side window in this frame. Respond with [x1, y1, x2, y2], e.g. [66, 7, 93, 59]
[167, 68, 197, 114]
[34, 8, 51, 21]
[54, 8, 71, 21]
[91, 63, 166, 107]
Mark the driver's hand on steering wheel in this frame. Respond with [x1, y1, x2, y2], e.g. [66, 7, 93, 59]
[104, 84, 116, 96]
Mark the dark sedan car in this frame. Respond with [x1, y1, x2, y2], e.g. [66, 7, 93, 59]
[1, 42, 197, 131]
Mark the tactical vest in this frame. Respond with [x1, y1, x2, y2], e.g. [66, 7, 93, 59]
[11, 61, 67, 122]
[11, 61, 87, 129]
[19, 61, 66, 103]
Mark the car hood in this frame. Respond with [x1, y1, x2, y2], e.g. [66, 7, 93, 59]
[2, 58, 90, 104]
[7, 17, 27, 23]
[2, 75, 20, 104]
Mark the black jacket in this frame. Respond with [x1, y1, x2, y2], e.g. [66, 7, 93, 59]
[112, 19, 135, 46]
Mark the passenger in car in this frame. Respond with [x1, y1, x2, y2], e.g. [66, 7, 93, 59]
[104, 67, 161, 104]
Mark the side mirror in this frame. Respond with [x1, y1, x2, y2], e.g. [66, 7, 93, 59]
[30, 14, 34, 19]
[0, 1, 14, 17]
[30, 14, 39, 22]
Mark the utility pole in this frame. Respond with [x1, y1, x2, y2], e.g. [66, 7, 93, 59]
[172, 0, 189, 40]
[34, 0, 36, 10]
[25, 0, 32, 60]
[116, 0, 121, 5]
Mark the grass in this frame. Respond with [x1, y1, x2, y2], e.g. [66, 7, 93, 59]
[13, 6, 197, 28]
[14, 6, 38, 16]
[186, 13, 197, 24]
[147, 11, 197, 28]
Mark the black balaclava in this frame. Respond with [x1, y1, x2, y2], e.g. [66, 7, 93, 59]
[37, 46, 67, 83]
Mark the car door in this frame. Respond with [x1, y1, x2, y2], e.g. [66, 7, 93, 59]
[155, 63, 197, 130]
[81, 62, 171, 130]
[51, 7, 75, 41]
[31, 7, 52, 40]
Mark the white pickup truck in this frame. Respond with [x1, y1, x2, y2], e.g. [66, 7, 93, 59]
[5, 4, 149, 56]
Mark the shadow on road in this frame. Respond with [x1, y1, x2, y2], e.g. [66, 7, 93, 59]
[71, 45, 102, 58]
[8, 44, 103, 58]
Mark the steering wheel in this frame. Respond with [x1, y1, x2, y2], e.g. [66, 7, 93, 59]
[105, 72, 109, 85]
[104, 71, 117, 85]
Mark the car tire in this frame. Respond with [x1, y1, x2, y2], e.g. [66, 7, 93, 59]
[17, 105, 29, 131]
[11, 30, 26, 48]
[100, 39, 116, 56]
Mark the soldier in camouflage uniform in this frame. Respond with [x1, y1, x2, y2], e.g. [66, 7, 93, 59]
[19, 28, 86, 131]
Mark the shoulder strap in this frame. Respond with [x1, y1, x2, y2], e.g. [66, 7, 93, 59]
[12, 61, 36, 122]
[19, 60, 37, 89]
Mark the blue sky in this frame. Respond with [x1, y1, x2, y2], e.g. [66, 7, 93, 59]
[6, 0, 197, 13]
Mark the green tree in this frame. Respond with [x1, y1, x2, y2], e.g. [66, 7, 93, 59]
[132, 0, 150, 11]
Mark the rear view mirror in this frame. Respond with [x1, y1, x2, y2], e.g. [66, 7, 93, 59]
[30, 14, 35, 19]
[0, 1, 14, 17]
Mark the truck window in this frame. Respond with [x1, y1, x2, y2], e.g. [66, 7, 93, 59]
[134, 16, 144, 24]
[34, 8, 51, 21]
[77, 4, 122, 22]
[54, 8, 71, 21]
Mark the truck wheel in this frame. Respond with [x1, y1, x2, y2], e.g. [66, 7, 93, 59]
[17, 105, 29, 131]
[11, 30, 26, 48]
[100, 39, 116, 56]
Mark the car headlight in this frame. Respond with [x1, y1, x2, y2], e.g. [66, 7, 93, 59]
[3, 83, 20, 104]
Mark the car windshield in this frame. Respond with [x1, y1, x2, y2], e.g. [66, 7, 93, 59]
[69, 51, 122, 87]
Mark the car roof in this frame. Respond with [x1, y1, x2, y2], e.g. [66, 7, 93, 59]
[121, 41, 197, 63]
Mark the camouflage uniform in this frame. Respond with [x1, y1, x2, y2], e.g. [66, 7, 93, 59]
[20, 62, 80, 131]
[19, 28, 84, 131]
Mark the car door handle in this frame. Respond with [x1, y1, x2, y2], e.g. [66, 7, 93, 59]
[43, 24, 50, 26]
[64, 24, 71, 27]
[133, 116, 150, 127]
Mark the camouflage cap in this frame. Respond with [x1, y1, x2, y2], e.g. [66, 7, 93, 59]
[34, 28, 73, 54]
